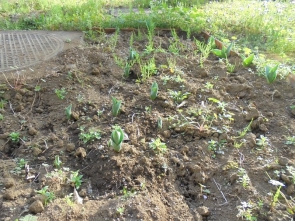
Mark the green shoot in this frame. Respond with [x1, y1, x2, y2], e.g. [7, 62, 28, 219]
[149, 138, 167, 154]
[150, 82, 158, 100]
[0, 99, 7, 109]
[242, 54, 255, 67]
[79, 127, 101, 144]
[10, 132, 20, 143]
[36, 186, 55, 206]
[53, 155, 62, 169]
[157, 117, 163, 129]
[65, 104, 72, 120]
[212, 42, 233, 59]
[55, 88, 67, 99]
[265, 64, 279, 84]
[0, 114, 3, 121]
[69, 170, 83, 189]
[111, 97, 122, 117]
[110, 125, 124, 152]
[168, 90, 190, 104]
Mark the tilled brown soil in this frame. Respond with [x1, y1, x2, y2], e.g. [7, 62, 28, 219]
[1, 30, 295, 221]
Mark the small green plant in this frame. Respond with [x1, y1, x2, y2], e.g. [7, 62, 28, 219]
[53, 155, 62, 169]
[208, 139, 226, 158]
[212, 42, 233, 59]
[109, 125, 124, 152]
[65, 104, 72, 120]
[150, 82, 158, 100]
[236, 201, 257, 221]
[9, 132, 20, 143]
[265, 64, 279, 84]
[121, 186, 136, 199]
[19, 214, 38, 221]
[268, 179, 285, 210]
[123, 62, 131, 78]
[242, 54, 255, 67]
[36, 186, 55, 206]
[285, 136, 295, 145]
[256, 135, 270, 148]
[237, 168, 251, 188]
[17, 158, 28, 169]
[34, 85, 41, 92]
[55, 88, 67, 99]
[116, 207, 125, 216]
[195, 39, 212, 67]
[0, 114, 3, 120]
[69, 170, 83, 189]
[111, 97, 122, 117]
[168, 90, 190, 104]
[157, 117, 163, 129]
[204, 82, 214, 90]
[79, 127, 101, 144]
[149, 138, 167, 154]
[236, 119, 253, 138]
[0, 99, 7, 109]
[139, 57, 157, 81]
[128, 47, 139, 61]
[226, 60, 235, 73]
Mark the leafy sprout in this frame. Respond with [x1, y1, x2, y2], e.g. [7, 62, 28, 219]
[212, 42, 233, 59]
[109, 125, 124, 152]
[111, 97, 122, 117]
[265, 64, 279, 84]
[150, 82, 158, 100]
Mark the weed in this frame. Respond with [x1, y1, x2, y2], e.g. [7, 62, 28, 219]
[285, 136, 295, 145]
[116, 207, 125, 216]
[36, 186, 55, 206]
[158, 117, 163, 129]
[236, 119, 253, 138]
[121, 186, 136, 199]
[53, 155, 62, 169]
[128, 47, 139, 61]
[268, 179, 285, 210]
[195, 39, 212, 67]
[256, 135, 270, 148]
[79, 127, 101, 144]
[0, 114, 3, 121]
[208, 139, 226, 158]
[9, 132, 20, 143]
[236, 201, 257, 221]
[212, 42, 233, 59]
[168, 90, 190, 104]
[69, 170, 83, 189]
[111, 97, 122, 117]
[34, 85, 41, 92]
[0, 99, 7, 109]
[109, 125, 124, 152]
[65, 104, 72, 120]
[76, 94, 84, 103]
[139, 57, 157, 81]
[265, 64, 279, 84]
[237, 168, 251, 188]
[226, 60, 235, 73]
[55, 88, 67, 99]
[150, 82, 158, 100]
[17, 158, 28, 169]
[242, 54, 255, 67]
[149, 138, 167, 154]
[64, 193, 74, 207]
[204, 82, 214, 90]
[123, 62, 131, 78]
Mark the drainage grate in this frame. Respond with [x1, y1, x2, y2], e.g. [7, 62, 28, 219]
[0, 31, 64, 72]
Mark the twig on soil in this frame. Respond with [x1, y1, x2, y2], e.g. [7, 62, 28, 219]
[2, 72, 14, 89]
[213, 178, 228, 205]
[238, 151, 245, 167]
[42, 139, 49, 153]
[108, 82, 119, 95]
[9, 101, 15, 115]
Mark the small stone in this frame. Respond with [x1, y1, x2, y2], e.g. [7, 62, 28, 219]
[35, 108, 43, 113]
[287, 184, 295, 195]
[71, 111, 80, 120]
[230, 173, 239, 184]
[3, 189, 16, 200]
[193, 211, 203, 221]
[266, 112, 273, 117]
[0, 132, 9, 139]
[3, 178, 15, 189]
[281, 174, 292, 185]
[197, 206, 210, 216]
[245, 107, 260, 121]
[32, 148, 42, 156]
[278, 157, 290, 166]
[14, 93, 22, 101]
[29, 200, 44, 214]
[37, 156, 46, 161]
[245, 133, 256, 148]
[57, 140, 64, 148]
[66, 143, 76, 152]
[15, 104, 24, 112]
[162, 130, 171, 138]
[79, 188, 87, 197]
[75, 147, 86, 158]
[259, 124, 268, 132]
[28, 127, 38, 136]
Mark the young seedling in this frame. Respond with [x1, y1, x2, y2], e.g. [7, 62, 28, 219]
[111, 97, 122, 117]
[36, 186, 55, 206]
[157, 117, 163, 129]
[0, 99, 7, 109]
[212, 42, 233, 59]
[123, 62, 131, 78]
[79, 127, 101, 144]
[168, 90, 190, 104]
[150, 82, 158, 100]
[109, 125, 124, 152]
[265, 64, 279, 84]
[128, 47, 139, 61]
[65, 104, 72, 120]
[149, 138, 167, 154]
[53, 155, 62, 169]
[0, 114, 3, 120]
[9, 132, 20, 143]
[69, 170, 83, 189]
[285, 136, 295, 145]
[256, 135, 270, 148]
[55, 88, 67, 99]
[242, 54, 255, 67]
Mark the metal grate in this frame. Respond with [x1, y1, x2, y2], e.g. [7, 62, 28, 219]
[0, 31, 64, 72]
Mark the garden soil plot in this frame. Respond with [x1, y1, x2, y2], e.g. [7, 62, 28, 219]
[1, 30, 295, 221]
